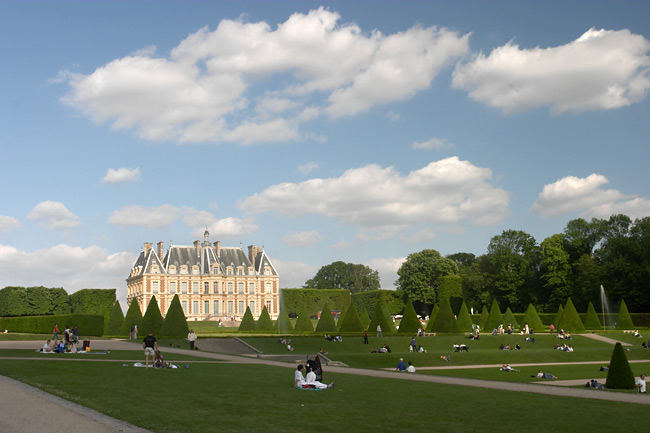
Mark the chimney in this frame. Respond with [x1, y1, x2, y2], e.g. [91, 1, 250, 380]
[144, 242, 152, 253]
[248, 245, 255, 263]
[194, 240, 200, 257]
[214, 241, 221, 258]
[157, 241, 164, 259]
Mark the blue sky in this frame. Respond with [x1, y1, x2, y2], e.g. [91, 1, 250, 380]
[1, 1, 649, 306]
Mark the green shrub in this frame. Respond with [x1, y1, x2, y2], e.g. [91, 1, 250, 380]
[425, 304, 439, 332]
[616, 299, 635, 329]
[504, 307, 518, 328]
[582, 301, 602, 330]
[558, 298, 585, 332]
[478, 305, 489, 329]
[293, 306, 314, 332]
[359, 307, 370, 330]
[120, 299, 143, 336]
[552, 305, 564, 329]
[140, 296, 163, 336]
[70, 289, 116, 325]
[352, 290, 404, 316]
[397, 300, 420, 334]
[275, 307, 294, 334]
[520, 304, 545, 333]
[280, 288, 351, 317]
[430, 297, 459, 333]
[104, 301, 124, 335]
[456, 301, 473, 333]
[368, 299, 395, 335]
[238, 307, 257, 332]
[0, 286, 70, 316]
[606, 342, 636, 389]
[315, 303, 338, 333]
[159, 295, 189, 338]
[0, 314, 104, 336]
[484, 299, 505, 332]
[338, 302, 363, 332]
[256, 306, 275, 332]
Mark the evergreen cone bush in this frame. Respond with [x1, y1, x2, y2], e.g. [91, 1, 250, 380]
[315, 303, 338, 333]
[582, 301, 602, 330]
[455, 301, 473, 333]
[160, 295, 189, 337]
[478, 305, 489, 330]
[275, 307, 294, 334]
[558, 298, 585, 332]
[256, 306, 275, 332]
[425, 304, 440, 332]
[238, 307, 256, 332]
[484, 299, 505, 331]
[553, 305, 564, 330]
[359, 307, 371, 330]
[606, 342, 636, 389]
[120, 299, 143, 337]
[140, 296, 163, 336]
[504, 307, 518, 328]
[430, 297, 459, 333]
[616, 299, 635, 329]
[520, 304, 545, 333]
[104, 301, 124, 335]
[368, 299, 395, 335]
[338, 302, 364, 332]
[294, 306, 314, 332]
[397, 300, 420, 334]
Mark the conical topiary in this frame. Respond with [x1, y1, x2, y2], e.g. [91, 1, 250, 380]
[238, 307, 257, 332]
[606, 342, 636, 389]
[120, 298, 143, 337]
[504, 307, 518, 329]
[552, 305, 564, 330]
[456, 301, 473, 333]
[616, 299, 635, 329]
[359, 307, 371, 330]
[583, 301, 602, 330]
[425, 304, 440, 332]
[338, 302, 364, 332]
[140, 296, 163, 336]
[276, 307, 294, 334]
[159, 295, 189, 337]
[478, 305, 489, 330]
[315, 303, 338, 333]
[294, 306, 314, 332]
[520, 304, 545, 333]
[484, 299, 505, 332]
[368, 299, 396, 335]
[558, 298, 585, 332]
[397, 300, 420, 334]
[256, 306, 276, 332]
[430, 297, 459, 333]
[105, 301, 124, 335]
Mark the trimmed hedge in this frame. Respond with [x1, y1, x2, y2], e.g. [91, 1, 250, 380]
[606, 342, 636, 389]
[70, 289, 116, 324]
[397, 300, 420, 334]
[583, 301, 602, 330]
[478, 305, 489, 329]
[558, 298, 585, 332]
[294, 306, 314, 332]
[616, 299, 635, 329]
[484, 299, 505, 332]
[352, 290, 404, 316]
[338, 302, 364, 332]
[159, 295, 189, 337]
[425, 304, 440, 332]
[140, 296, 163, 336]
[0, 286, 70, 317]
[0, 314, 104, 336]
[275, 307, 294, 333]
[553, 305, 564, 328]
[256, 306, 275, 332]
[121, 299, 143, 336]
[359, 307, 370, 330]
[281, 288, 351, 317]
[368, 299, 396, 335]
[315, 303, 337, 333]
[456, 301, 473, 333]
[430, 297, 459, 333]
[238, 307, 257, 332]
[104, 301, 124, 335]
[520, 304, 545, 333]
[504, 307, 518, 328]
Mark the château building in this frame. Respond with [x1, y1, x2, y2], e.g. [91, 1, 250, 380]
[126, 230, 280, 321]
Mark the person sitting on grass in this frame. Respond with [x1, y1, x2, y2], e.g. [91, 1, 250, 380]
[41, 340, 53, 352]
[407, 362, 416, 373]
[294, 365, 333, 390]
[417, 345, 426, 353]
[588, 379, 604, 389]
[396, 358, 407, 371]
[514, 344, 521, 350]
[56, 340, 66, 353]
[633, 330, 642, 338]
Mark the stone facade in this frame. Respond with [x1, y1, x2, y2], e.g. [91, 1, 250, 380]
[126, 230, 280, 321]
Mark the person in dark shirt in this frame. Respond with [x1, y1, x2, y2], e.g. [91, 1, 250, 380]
[142, 331, 158, 368]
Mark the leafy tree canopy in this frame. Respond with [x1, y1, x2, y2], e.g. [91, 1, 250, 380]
[304, 261, 380, 293]
[396, 249, 458, 307]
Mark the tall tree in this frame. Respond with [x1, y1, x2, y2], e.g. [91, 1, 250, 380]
[304, 261, 380, 293]
[396, 249, 458, 312]
[540, 234, 572, 310]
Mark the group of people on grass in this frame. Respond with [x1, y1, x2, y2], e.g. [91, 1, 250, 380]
[371, 344, 392, 353]
[42, 324, 81, 353]
[555, 343, 574, 352]
[293, 363, 334, 389]
[396, 358, 416, 372]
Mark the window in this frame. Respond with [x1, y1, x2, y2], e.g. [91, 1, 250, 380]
[151, 265, 159, 274]
[213, 300, 219, 315]
[169, 266, 176, 274]
[266, 301, 272, 312]
[264, 267, 271, 276]
[238, 268, 243, 276]
[238, 282, 244, 294]
[265, 282, 272, 294]
[181, 266, 188, 274]
[213, 267, 219, 275]
[204, 301, 209, 315]
[249, 268, 254, 276]
[238, 301, 244, 314]
[227, 268, 232, 275]
[227, 301, 233, 315]
[213, 282, 218, 294]
[227, 282, 233, 294]
[193, 301, 199, 315]
[192, 266, 199, 275]
[250, 301, 255, 315]
[193, 282, 198, 294]
[249, 282, 255, 295]
[204, 282, 209, 294]
[182, 301, 188, 314]
[181, 282, 187, 294]
[152, 281, 159, 294]
[169, 282, 176, 295]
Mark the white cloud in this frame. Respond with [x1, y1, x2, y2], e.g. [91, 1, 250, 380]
[27, 201, 81, 229]
[412, 136, 451, 150]
[330, 240, 353, 250]
[0, 215, 21, 234]
[240, 156, 509, 239]
[0, 244, 137, 306]
[108, 204, 181, 229]
[103, 167, 141, 184]
[453, 28, 650, 114]
[273, 258, 318, 288]
[530, 173, 649, 219]
[60, 7, 470, 145]
[298, 162, 319, 175]
[190, 217, 258, 240]
[366, 256, 405, 290]
[404, 228, 436, 244]
[282, 230, 322, 247]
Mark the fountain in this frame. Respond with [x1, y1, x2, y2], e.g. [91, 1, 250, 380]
[600, 285, 611, 330]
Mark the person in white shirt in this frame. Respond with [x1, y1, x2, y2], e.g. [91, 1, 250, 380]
[635, 374, 646, 393]
[42, 340, 53, 352]
[294, 364, 333, 389]
[407, 362, 416, 373]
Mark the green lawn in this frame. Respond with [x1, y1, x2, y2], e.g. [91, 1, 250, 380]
[0, 349, 215, 362]
[0, 358, 648, 433]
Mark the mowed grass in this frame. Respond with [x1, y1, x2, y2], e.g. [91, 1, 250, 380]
[0, 348, 213, 362]
[1, 359, 649, 433]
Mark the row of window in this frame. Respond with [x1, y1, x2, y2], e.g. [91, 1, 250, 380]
[179, 300, 273, 316]
[151, 264, 272, 276]
[150, 280, 274, 295]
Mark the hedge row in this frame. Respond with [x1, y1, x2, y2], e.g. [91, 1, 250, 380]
[351, 290, 404, 316]
[281, 288, 351, 317]
[0, 314, 104, 336]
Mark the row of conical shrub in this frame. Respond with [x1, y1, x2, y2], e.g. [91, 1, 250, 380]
[105, 295, 190, 338]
